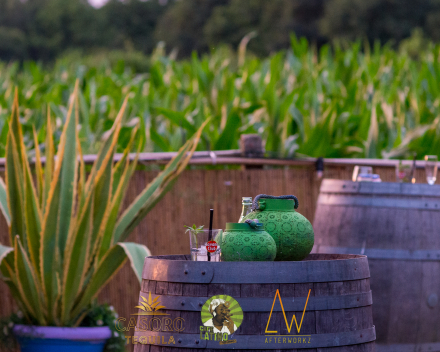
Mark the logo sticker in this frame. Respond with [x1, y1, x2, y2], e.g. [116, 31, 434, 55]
[206, 241, 218, 253]
[199, 295, 243, 344]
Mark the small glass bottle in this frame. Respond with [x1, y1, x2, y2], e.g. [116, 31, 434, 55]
[238, 197, 253, 222]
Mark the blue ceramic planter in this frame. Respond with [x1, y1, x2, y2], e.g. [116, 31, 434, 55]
[13, 325, 112, 352]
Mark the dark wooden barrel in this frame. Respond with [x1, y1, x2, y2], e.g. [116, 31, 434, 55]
[133, 254, 375, 351]
[313, 179, 440, 352]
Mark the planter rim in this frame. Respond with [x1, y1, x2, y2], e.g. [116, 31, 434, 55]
[13, 324, 112, 341]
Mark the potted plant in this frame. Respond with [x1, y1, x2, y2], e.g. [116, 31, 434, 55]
[0, 83, 208, 352]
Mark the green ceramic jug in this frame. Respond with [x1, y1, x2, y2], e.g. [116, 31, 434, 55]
[240, 194, 314, 261]
[219, 220, 277, 261]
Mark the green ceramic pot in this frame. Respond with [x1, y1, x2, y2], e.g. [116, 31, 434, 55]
[240, 194, 314, 261]
[219, 220, 277, 261]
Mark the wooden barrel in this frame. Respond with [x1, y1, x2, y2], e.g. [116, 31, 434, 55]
[313, 179, 440, 352]
[133, 254, 375, 351]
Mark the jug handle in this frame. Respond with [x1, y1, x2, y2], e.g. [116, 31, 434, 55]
[244, 219, 260, 229]
[252, 194, 299, 211]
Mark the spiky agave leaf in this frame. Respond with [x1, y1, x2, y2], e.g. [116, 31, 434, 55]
[0, 83, 209, 328]
[39, 82, 78, 324]
[69, 120, 208, 324]
[113, 117, 211, 243]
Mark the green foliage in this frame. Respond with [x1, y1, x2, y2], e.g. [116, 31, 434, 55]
[399, 28, 431, 59]
[320, 0, 433, 44]
[0, 304, 125, 352]
[184, 224, 205, 235]
[0, 85, 207, 328]
[154, 0, 228, 57]
[3, 38, 440, 159]
[204, 0, 323, 55]
[0, 0, 172, 61]
[3, 0, 440, 61]
[79, 303, 125, 352]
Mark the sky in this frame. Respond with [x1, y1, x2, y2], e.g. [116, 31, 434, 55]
[88, 0, 107, 8]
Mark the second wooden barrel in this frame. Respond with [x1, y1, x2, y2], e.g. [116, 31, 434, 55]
[313, 179, 440, 352]
[133, 254, 375, 351]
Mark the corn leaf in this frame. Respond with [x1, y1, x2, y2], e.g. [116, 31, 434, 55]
[150, 127, 170, 152]
[214, 110, 240, 150]
[156, 108, 197, 134]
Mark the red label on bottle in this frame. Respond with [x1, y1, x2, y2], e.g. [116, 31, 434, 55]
[206, 241, 218, 253]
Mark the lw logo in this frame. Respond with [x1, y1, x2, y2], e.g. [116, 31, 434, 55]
[265, 289, 312, 334]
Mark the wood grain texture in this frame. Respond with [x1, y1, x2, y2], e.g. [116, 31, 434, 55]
[133, 255, 375, 351]
[0, 167, 394, 352]
[314, 178, 440, 347]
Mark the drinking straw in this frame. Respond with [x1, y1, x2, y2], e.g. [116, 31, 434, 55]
[208, 209, 213, 262]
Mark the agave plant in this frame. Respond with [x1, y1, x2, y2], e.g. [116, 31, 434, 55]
[0, 82, 208, 327]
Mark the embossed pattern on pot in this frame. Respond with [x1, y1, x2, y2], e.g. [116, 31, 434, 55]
[241, 197, 314, 261]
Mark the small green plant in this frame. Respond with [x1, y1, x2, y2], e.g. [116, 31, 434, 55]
[184, 224, 205, 234]
[184, 224, 204, 249]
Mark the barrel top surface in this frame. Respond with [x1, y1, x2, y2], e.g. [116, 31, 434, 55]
[320, 178, 440, 197]
[142, 253, 370, 283]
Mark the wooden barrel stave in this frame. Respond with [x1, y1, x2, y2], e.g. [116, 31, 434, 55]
[133, 254, 375, 352]
[313, 179, 440, 351]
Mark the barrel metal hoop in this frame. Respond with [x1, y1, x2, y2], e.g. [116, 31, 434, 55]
[376, 342, 440, 352]
[318, 194, 440, 210]
[151, 291, 373, 312]
[134, 327, 376, 349]
[142, 255, 370, 283]
[142, 259, 215, 283]
[320, 178, 440, 197]
[316, 245, 440, 261]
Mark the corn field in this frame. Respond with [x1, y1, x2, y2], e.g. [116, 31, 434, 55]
[1, 36, 440, 159]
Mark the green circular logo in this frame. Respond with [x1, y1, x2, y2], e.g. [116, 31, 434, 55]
[201, 295, 243, 333]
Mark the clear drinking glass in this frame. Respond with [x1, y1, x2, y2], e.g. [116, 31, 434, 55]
[355, 166, 373, 182]
[189, 229, 222, 261]
[396, 161, 412, 183]
[425, 155, 438, 185]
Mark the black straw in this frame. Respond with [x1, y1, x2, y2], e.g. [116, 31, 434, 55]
[208, 209, 213, 262]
